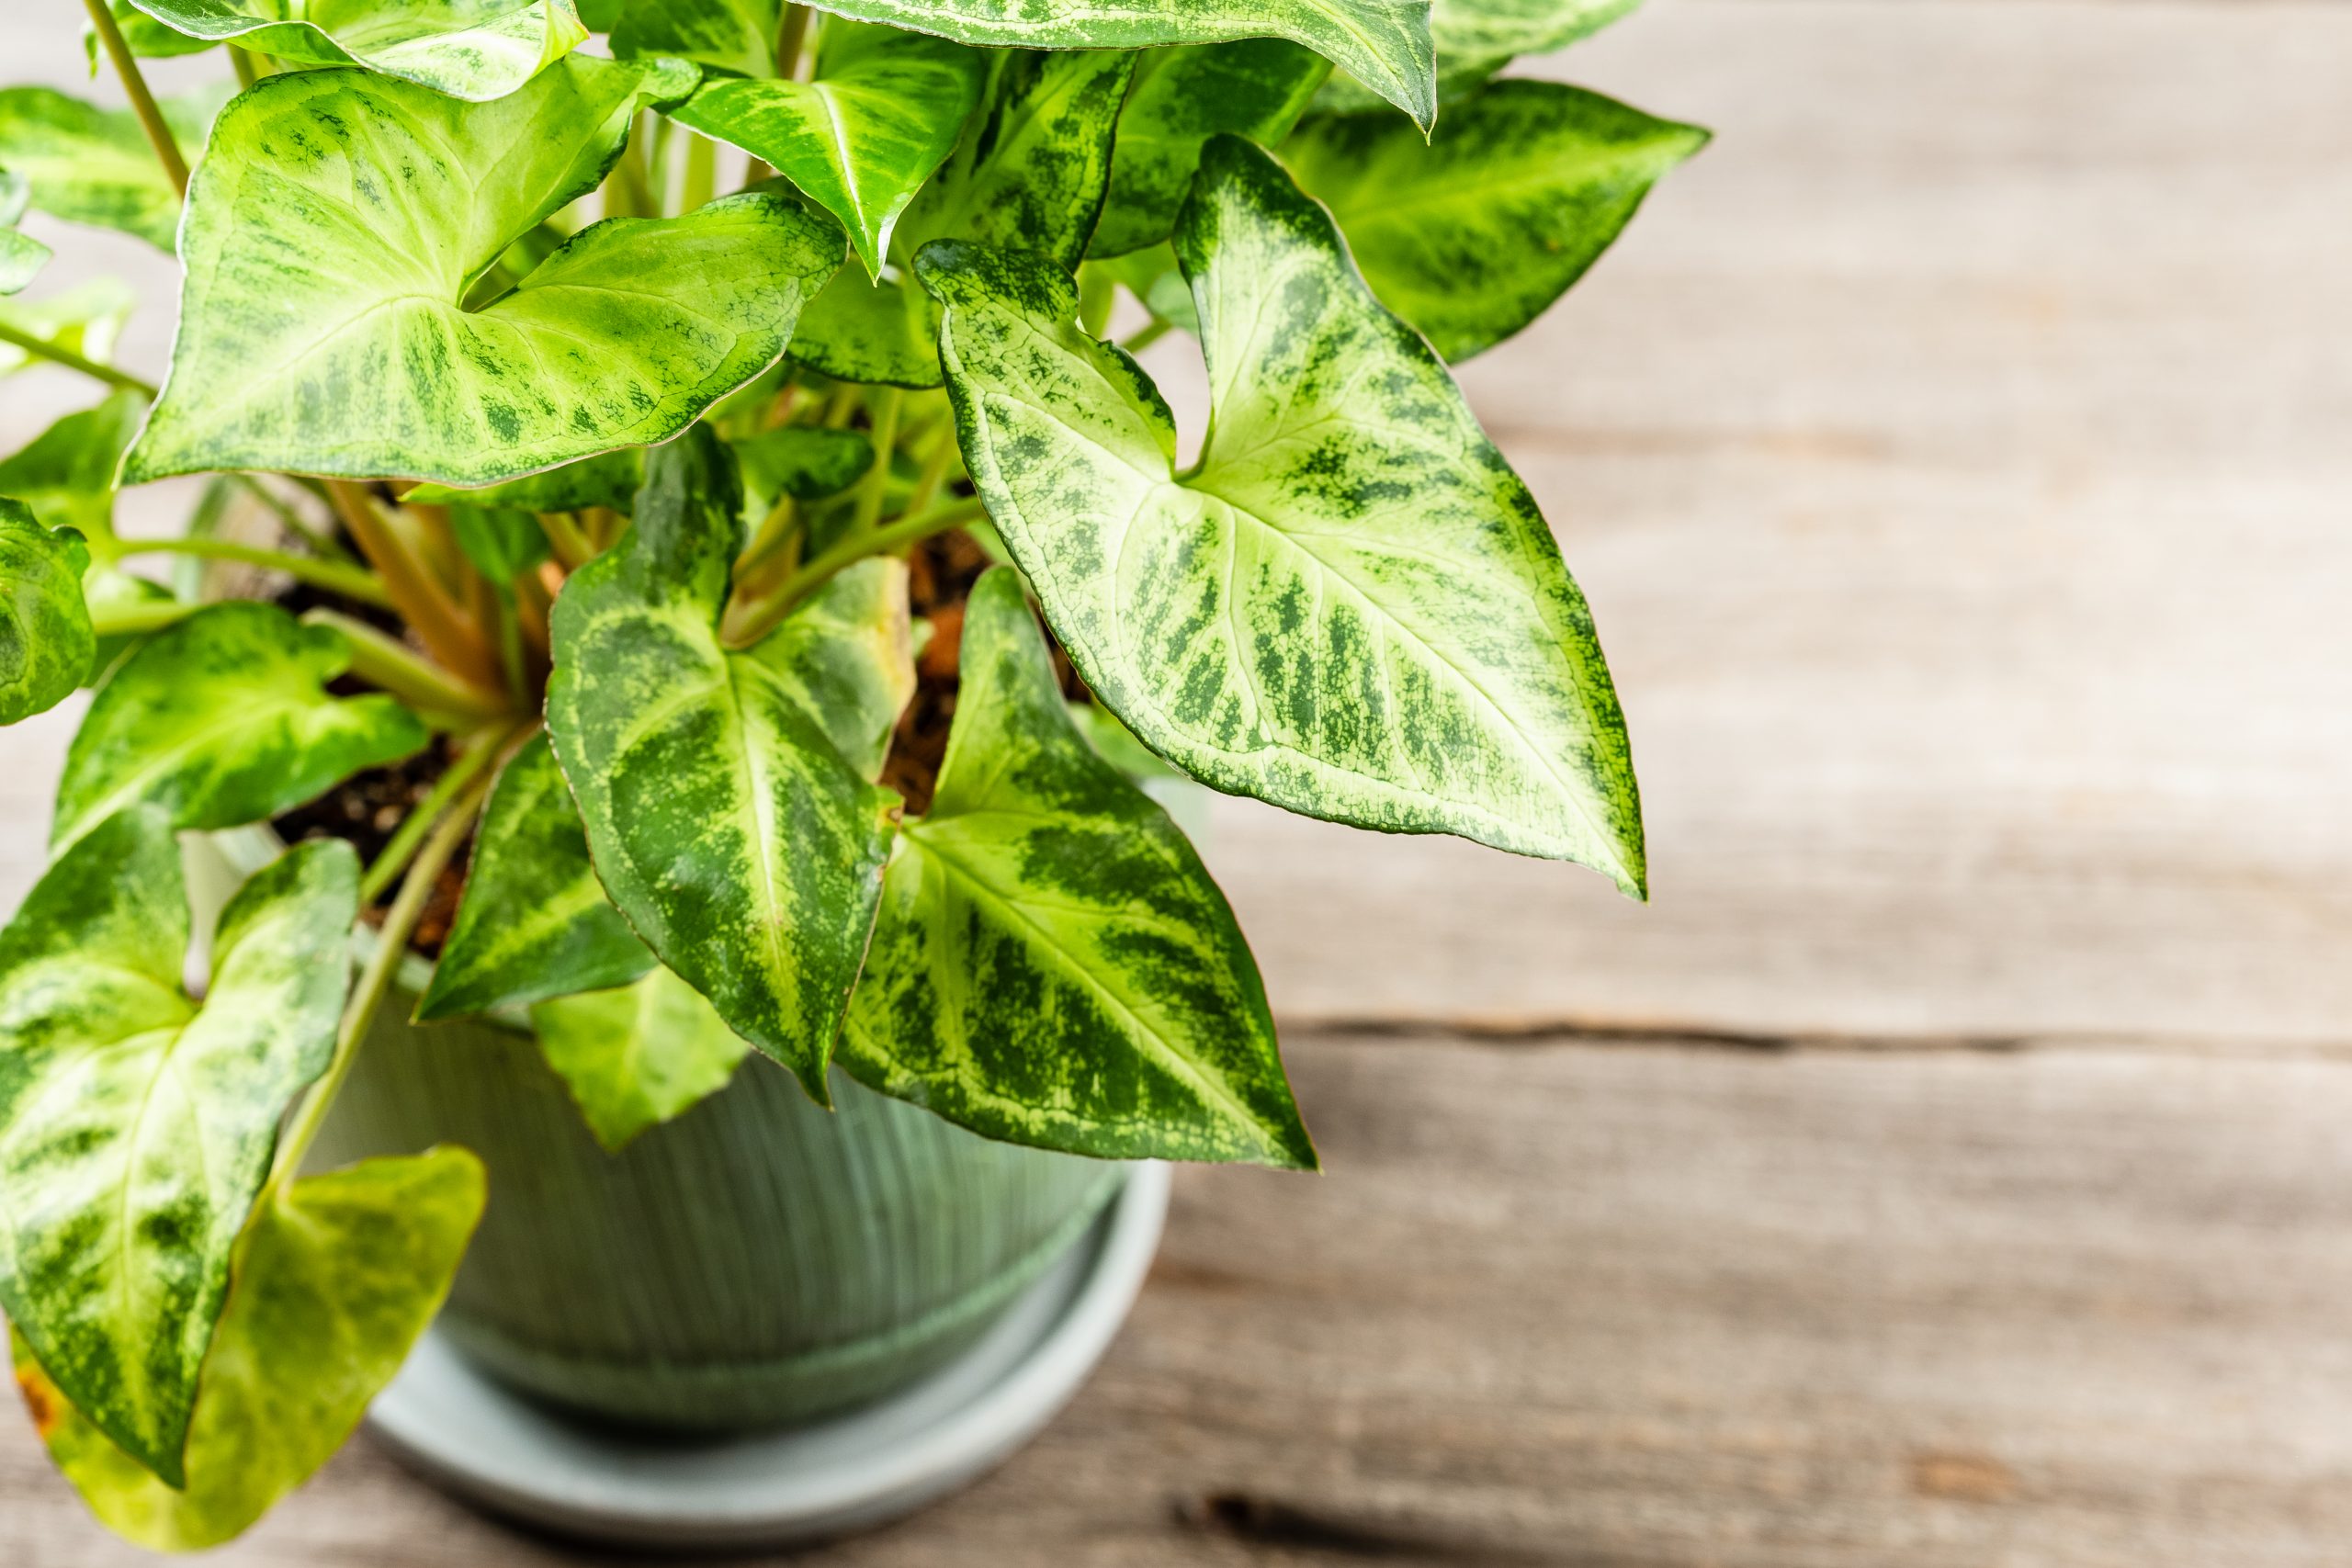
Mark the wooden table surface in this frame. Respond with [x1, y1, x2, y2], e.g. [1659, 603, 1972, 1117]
[9, 2, 2352, 1563]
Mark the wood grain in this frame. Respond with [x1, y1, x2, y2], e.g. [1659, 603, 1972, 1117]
[17, 1029, 2352, 1567]
[6, 1, 2352, 1564]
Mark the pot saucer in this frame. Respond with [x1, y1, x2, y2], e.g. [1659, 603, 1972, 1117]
[365, 1162, 1170, 1551]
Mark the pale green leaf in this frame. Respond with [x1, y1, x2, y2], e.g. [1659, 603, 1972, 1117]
[546, 426, 913, 1100]
[0, 173, 49, 297]
[16, 1148, 484, 1550]
[0, 86, 221, 252]
[0, 814, 356, 1486]
[790, 49, 1134, 387]
[0, 499, 94, 727]
[1287, 80, 1706, 360]
[0, 281, 132, 380]
[1315, 0, 1639, 113]
[922, 135, 1645, 888]
[1089, 40, 1329, 259]
[416, 731, 654, 1022]
[0, 391, 147, 541]
[611, 0, 774, 78]
[122, 58, 850, 490]
[125, 0, 590, 101]
[401, 447, 643, 513]
[96, 0, 223, 60]
[52, 601, 430, 852]
[530, 964, 752, 1151]
[672, 21, 982, 275]
[799, 0, 1434, 129]
[842, 569, 1310, 1167]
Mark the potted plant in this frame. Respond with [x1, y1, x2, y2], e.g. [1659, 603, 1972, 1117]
[0, 0, 1703, 1551]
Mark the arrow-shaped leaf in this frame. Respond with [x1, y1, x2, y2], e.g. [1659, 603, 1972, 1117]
[672, 21, 983, 276]
[922, 135, 1645, 888]
[15, 1147, 484, 1550]
[125, 0, 590, 101]
[0, 812, 356, 1486]
[843, 570, 1313, 1168]
[52, 602, 429, 852]
[1287, 80, 1707, 361]
[546, 426, 914, 1100]
[123, 58, 848, 490]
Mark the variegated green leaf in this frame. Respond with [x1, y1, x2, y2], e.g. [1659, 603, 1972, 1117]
[672, 22, 982, 276]
[402, 447, 643, 513]
[94, 0, 221, 60]
[530, 964, 752, 1151]
[1089, 40, 1329, 259]
[0, 281, 132, 380]
[0, 86, 221, 252]
[1288, 81, 1705, 361]
[122, 58, 849, 490]
[15, 1148, 484, 1550]
[52, 602, 429, 852]
[417, 732, 654, 1022]
[0, 813, 356, 1487]
[733, 424, 874, 512]
[125, 0, 589, 101]
[0, 391, 146, 541]
[842, 569, 1310, 1167]
[0, 173, 49, 297]
[0, 499, 93, 727]
[922, 135, 1645, 887]
[611, 0, 773, 78]
[791, 49, 1134, 387]
[800, 0, 1434, 129]
[546, 427, 914, 1100]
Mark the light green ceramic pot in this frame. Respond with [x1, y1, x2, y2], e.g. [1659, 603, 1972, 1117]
[192, 829, 1125, 1435]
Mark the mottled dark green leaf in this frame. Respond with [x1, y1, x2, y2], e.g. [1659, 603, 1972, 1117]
[923, 135, 1645, 887]
[1090, 40, 1328, 259]
[842, 570, 1309, 1167]
[125, 0, 589, 100]
[1288, 81, 1705, 360]
[52, 602, 429, 852]
[0, 499, 93, 727]
[401, 447, 643, 513]
[0, 814, 356, 1487]
[0, 281, 132, 380]
[672, 22, 983, 275]
[530, 964, 751, 1150]
[0, 391, 145, 541]
[798, 0, 1433, 129]
[0, 86, 220, 252]
[790, 49, 1134, 388]
[611, 0, 772, 78]
[416, 732, 654, 1022]
[123, 59, 850, 489]
[16, 1148, 484, 1550]
[733, 424, 874, 510]
[545, 427, 914, 1100]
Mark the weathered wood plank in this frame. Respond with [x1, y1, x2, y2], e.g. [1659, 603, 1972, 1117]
[16, 1029, 2352, 1567]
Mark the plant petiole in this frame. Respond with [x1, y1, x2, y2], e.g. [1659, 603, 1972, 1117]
[358, 720, 528, 905]
[82, 0, 188, 196]
[0, 320, 155, 395]
[302, 608, 512, 724]
[112, 536, 394, 609]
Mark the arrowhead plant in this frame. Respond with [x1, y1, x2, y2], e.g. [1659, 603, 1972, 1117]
[0, 0, 1702, 1546]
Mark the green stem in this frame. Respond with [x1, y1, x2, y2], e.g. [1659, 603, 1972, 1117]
[1077, 265, 1116, 338]
[1118, 319, 1172, 355]
[728, 493, 983, 648]
[232, 474, 356, 563]
[903, 417, 961, 519]
[112, 536, 394, 610]
[303, 608, 512, 722]
[775, 3, 812, 79]
[326, 480, 496, 688]
[230, 45, 261, 91]
[0, 320, 155, 394]
[537, 510, 596, 570]
[88, 597, 193, 638]
[359, 723, 521, 905]
[680, 130, 718, 211]
[852, 388, 903, 536]
[83, 0, 188, 196]
[269, 773, 490, 1190]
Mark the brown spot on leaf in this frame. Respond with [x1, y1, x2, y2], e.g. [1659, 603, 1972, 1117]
[14, 1361, 59, 1440]
[1910, 1450, 2018, 1504]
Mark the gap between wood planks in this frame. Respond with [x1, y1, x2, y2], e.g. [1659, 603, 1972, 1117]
[1280, 1014, 2352, 1062]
